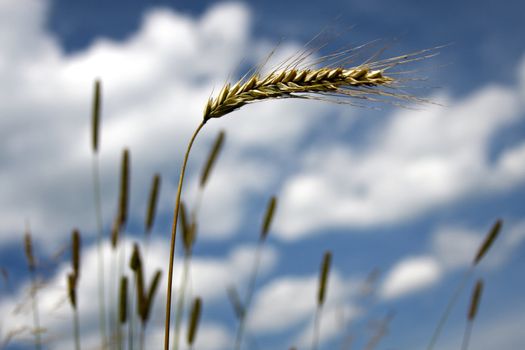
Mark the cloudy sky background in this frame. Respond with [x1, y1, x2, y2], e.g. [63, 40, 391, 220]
[1, 0, 525, 349]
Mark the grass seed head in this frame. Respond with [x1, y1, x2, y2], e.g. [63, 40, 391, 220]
[143, 270, 162, 322]
[261, 196, 277, 241]
[23, 231, 35, 271]
[468, 279, 484, 321]
[119, 276, 128, 324]
[71, 229, 81, 278]
[187, 297, 202, 346]
[200, 130, 225, 188]
[180, 201, 196, 254]
[145, 173, 161, 234]
[67, 273, 77, 309]
[118, 149, 130, 230]
[473, 219, 503, 265]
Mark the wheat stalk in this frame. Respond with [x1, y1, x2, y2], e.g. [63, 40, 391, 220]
[164, 45, 436, 350]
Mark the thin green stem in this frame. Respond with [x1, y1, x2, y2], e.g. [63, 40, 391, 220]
[92, 155, 108, 349]
[164, 121, 206, 350]
[461, 320, 473, 350]
[311, 304, 322, 350]
[140, 323, 146, 350]
[427, 268, 472, 350]
[128, 275, 136, 350]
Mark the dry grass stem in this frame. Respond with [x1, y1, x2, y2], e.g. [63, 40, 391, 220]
[261, 196, 277, 240]
[145, 174, 161, 234]
[187, 297, 202, 346]
[473, 220, 502, 265]
[200, 130, 225, 187]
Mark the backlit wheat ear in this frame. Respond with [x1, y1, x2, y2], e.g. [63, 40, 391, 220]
[187, 297, 202, 346]
[145, 174, 161, 234]
[203, 67, 395, 121]
[260, 196, 277, 241]
[473, 219, 502, 265]
[92, 80, 101, 153]
[200, 130, 225, 188]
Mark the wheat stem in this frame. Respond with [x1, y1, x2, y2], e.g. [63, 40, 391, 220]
[92, 155, 108, 349]
[164, 121, 206, 350]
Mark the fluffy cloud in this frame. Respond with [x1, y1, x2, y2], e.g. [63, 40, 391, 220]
[379, 256, 442, 300]
[276, 82, 525, 239]
[247, 271, 359, 338]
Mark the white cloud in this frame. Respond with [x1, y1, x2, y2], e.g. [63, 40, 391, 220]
[379, 256, 442, 300]
[276, 83, 525, 239]
[248, 271, 357, 335]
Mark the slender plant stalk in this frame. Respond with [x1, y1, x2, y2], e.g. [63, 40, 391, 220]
[73, 307, 81, 350]
[128, 274, 136, 350]
[91, 79, 108, 349]
[164, 121, 206, 350]
[29, 272, 41, 350]
[234, 241, 263, 350]
[461, 321, 473, 350]
[23, 230, 41, 350]
[311, 304, 322, 350]
[426, 269, 471, 350]
[312, 251, 332, 350]
[172, 253, 191, 350]
[428, 220, 501, 350]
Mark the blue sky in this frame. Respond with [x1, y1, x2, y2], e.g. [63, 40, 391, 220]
[1, 0, 525, 349]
